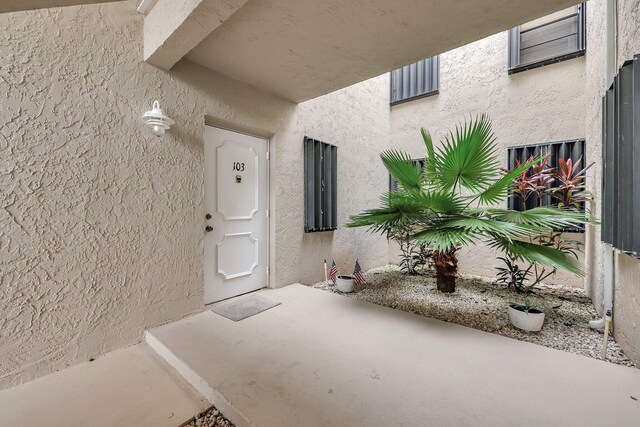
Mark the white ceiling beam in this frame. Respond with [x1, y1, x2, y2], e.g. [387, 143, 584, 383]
[143, 0, 250, 71]
[0, 0, 122, 14]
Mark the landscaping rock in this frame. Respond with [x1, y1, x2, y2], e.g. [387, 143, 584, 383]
[182, 405, 234, 427]
[311, 265, 635, 368]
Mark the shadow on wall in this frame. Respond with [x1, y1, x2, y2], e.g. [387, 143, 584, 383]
[298, 228, 387, 284]
[170, 59, 298, 138]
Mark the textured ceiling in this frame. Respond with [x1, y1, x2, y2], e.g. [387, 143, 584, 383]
[184, 0, 584, 102]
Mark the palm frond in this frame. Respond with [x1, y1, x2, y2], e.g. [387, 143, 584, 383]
[432, 114, 499, 193]
[421, 127, 438, 180]
[442, 216, 537, 238]
[477, 156, 543, 205]
[486, 207, 596, 230]
[488, 237, 584, 276]
[346, 191, 423, 232]
[347, 189, 464, 232]
[401, 190, 465, 214]
[413, 227, 480, 252]
[381, 150, 422, 191]
[347, 207, 406, 233]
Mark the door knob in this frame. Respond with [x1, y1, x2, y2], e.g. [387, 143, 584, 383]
[205, 213, 212, 220]
[205, 226, 213, 232]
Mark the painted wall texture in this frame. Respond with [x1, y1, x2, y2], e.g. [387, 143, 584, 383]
[389, 31, 587, 287]
[0, 0, 389, 389]
[585, 0, 640, 366]
[275, 75, 391, 286]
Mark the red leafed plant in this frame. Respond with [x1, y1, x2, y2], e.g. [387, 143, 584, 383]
[512, 155, 555, 207]
[549, 156, 594, 209]
[497, 154, 595, 293]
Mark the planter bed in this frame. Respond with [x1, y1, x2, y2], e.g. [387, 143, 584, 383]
[180, 405, 234, 427]
[311, 265, 635, 367]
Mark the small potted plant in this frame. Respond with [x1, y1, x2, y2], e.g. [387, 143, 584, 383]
[336, 275, 355, 293]
[508, 298, 545, 332]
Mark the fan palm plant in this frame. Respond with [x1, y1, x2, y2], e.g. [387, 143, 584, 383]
[347, 115, 594, 293]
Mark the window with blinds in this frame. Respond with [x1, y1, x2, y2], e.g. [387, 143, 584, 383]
[601, 54, 640, 257]
[508, 3, 586, 73]
[507, 140, 586, 232]
[304, 137, 337, 232]
[390, 56, 439, 105]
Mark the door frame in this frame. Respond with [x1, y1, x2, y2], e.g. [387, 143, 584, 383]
[203, 122, 272, 300]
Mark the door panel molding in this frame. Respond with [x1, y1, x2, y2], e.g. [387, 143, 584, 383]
[216, 140, 259, 220]
[216, 232, 259, 280]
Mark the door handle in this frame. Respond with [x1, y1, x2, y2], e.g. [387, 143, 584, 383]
[205, 226, 213, 232]
[205, 213, 212, 220]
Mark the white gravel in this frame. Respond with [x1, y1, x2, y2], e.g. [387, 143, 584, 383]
[311, 265, 635, 367]
[181, 405, 234, 427]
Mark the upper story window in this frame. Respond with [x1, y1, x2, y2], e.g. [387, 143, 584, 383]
[390, 56, 439, 105]
[508, 3, 586, 74]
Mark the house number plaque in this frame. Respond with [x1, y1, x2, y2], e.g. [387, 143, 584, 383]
[233, 162, 245, 183]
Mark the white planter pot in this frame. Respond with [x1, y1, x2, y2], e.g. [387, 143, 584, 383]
[336, 275, 355, 293]
[508, 303, 545, 332]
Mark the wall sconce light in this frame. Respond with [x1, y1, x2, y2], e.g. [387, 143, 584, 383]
[142, 100, 175, 137]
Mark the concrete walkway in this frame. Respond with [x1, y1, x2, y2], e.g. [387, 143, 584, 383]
[147, 284, 640, 427]
[0, 343, 209, 427]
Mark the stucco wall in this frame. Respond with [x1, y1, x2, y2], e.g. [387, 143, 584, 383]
[275, 76, 391, 286]
[389, 31, 587, 287]
[614, 252, 640, 365]
[0, 0, 389, 389]
[585, 0, 640, 366]
[613, 0, 640, 368]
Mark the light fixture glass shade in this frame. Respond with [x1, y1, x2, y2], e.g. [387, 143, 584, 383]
[142, 100, 175, 137]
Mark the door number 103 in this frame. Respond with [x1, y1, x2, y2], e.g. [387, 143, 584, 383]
[232, 162, 245, 171]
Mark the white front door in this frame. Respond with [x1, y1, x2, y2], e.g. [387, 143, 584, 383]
[204, 126, 269, 303]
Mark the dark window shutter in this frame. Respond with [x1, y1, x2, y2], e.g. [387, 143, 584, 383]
[601, 86, 615, 245]
[390, 56, 439, 104]
[304, 137, 337, 232]
[602, 55, 640, 257]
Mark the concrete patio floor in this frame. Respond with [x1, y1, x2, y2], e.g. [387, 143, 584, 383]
[0, 343, 209, 427]
[147, 284, 640, 427]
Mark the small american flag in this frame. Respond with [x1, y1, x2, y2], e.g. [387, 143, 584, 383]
[329, 259, 338, 284]
[353, 259, 365, 286]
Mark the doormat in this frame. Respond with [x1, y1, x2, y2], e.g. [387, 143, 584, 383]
[211, 294, 281, 321]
